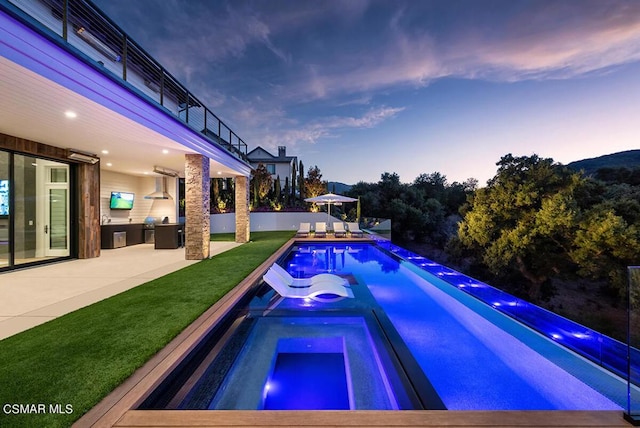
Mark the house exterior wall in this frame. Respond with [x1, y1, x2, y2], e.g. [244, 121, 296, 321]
[100, 171, 178, 225]
[273, 161, 293, 184]
[246, 146, 297, 189]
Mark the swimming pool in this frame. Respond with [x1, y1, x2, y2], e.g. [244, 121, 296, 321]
[140, 241, 634, 411]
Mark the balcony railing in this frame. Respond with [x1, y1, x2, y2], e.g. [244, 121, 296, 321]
[3, 0, 248, 160]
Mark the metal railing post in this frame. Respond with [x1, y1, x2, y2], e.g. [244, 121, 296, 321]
[185, 92, 190, 123]
[160, 70, 164, 106]
[122, 35, 127, 81]
[62, 0, 68, 40]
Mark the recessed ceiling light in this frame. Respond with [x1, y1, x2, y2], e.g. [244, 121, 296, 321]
[162, 149, 169, 154]
[106, 162, 112, 167]
[217, 171, 222, 175]
[101, 150, 109, 154]
[64, 111, 77, 119]
[143, 172, 149, 175]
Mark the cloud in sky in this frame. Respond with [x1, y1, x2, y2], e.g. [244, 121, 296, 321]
[239, 104, 405, 151]
[99, 0, 640, 97]
[284, 0, 640, 99]
[94, 0, 640, 183]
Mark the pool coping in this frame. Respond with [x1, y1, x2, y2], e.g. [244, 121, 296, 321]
[76, 238, 630, 428]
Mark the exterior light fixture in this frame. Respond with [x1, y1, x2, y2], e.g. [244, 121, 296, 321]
[152, 166, 179, 177]
[76, 27, 121, 62]
[144, 79, 161, 93]
[67, 149, 99, 164]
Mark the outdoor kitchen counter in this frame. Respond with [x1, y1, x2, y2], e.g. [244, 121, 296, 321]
[101, 224, 145, 249]
[154, 224, 183, 249]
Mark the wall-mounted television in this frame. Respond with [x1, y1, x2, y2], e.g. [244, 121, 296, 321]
[0, 179, 8, 216]
[110, 191, 134, 210]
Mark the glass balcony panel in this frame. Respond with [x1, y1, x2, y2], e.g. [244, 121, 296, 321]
[628, 266, 640, 424]
[9, 0, 64, 37]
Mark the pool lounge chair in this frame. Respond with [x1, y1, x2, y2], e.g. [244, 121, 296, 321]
[263, 269, 353, 301]
[347, 222, 364, 237]
[333, 222, 347, 238]
[296, 222, 311, 237]
[315, 222, 327, 238]
[270, 263, 349, 288]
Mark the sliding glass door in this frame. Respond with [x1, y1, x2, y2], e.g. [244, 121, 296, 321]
[0, 150, 72, 270]
[0, 151, 8, 268]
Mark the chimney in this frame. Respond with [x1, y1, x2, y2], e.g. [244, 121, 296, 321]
[278, 146, 286, 158]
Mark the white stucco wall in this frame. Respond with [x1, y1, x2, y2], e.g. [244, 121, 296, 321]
[273, 162, 292, 186]
[209, 212, 342, 233]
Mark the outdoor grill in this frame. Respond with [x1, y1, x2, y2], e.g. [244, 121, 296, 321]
[143, 217, 160, 243]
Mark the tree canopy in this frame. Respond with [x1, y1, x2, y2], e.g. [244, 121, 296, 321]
[457, 154, 640, 302]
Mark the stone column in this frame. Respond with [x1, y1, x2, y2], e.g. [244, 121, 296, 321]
[185, 154, 210, 259]
[235, 175, 250, 243]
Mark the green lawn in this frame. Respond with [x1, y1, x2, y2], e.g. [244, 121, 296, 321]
[0, 231, 294, 428]
[209, 232, 236, 241]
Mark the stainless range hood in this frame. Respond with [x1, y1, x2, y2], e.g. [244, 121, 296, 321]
[145, 177, 173, 200]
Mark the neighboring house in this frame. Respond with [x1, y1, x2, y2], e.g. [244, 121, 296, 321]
[0, 0, 252, 272]
[247, 146, 298, 189]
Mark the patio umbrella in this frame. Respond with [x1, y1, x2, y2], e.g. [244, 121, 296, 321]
[305, 192, 358, 224]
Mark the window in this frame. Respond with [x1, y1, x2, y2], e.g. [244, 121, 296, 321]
[266, 164, 276, 175]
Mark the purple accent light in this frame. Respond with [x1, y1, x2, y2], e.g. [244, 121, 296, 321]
[0, 9, 251, 175]
[374, 238, 640, 385]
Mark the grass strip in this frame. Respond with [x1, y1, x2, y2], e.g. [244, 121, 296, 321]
[209, 232, 236, 241]
[0, 231, 294, 428]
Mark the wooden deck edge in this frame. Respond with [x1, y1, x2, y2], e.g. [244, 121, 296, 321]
[75, 238, 297, 428]
[113, 410, 630, 427]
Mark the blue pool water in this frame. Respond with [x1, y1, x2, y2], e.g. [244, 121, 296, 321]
[146, 242, 634, 412]
[262, 337, 351, 410]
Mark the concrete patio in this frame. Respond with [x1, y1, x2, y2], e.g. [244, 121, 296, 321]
[0, 241, 242, 341]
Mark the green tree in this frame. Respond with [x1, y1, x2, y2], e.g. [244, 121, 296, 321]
[291, 161, 297, 204]
[274, 175, 281, 202]
[304, 165, 327, 199]
[571, 206, 640, 295]
[298, 160, 305, 201]
[283, 176, 290, 206]
[414, 172, 447, 200]
[250, 163, 273, 207]
[458, 154, 581, 301]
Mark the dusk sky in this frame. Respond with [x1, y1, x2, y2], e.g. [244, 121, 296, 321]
[92, 0, 640, 186]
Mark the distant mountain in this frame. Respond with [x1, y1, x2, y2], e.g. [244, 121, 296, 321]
[567, 150, 640, 176]
[327, 182, 352, 194]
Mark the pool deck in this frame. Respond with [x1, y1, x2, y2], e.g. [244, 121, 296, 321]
[111, 409, 628, 427]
